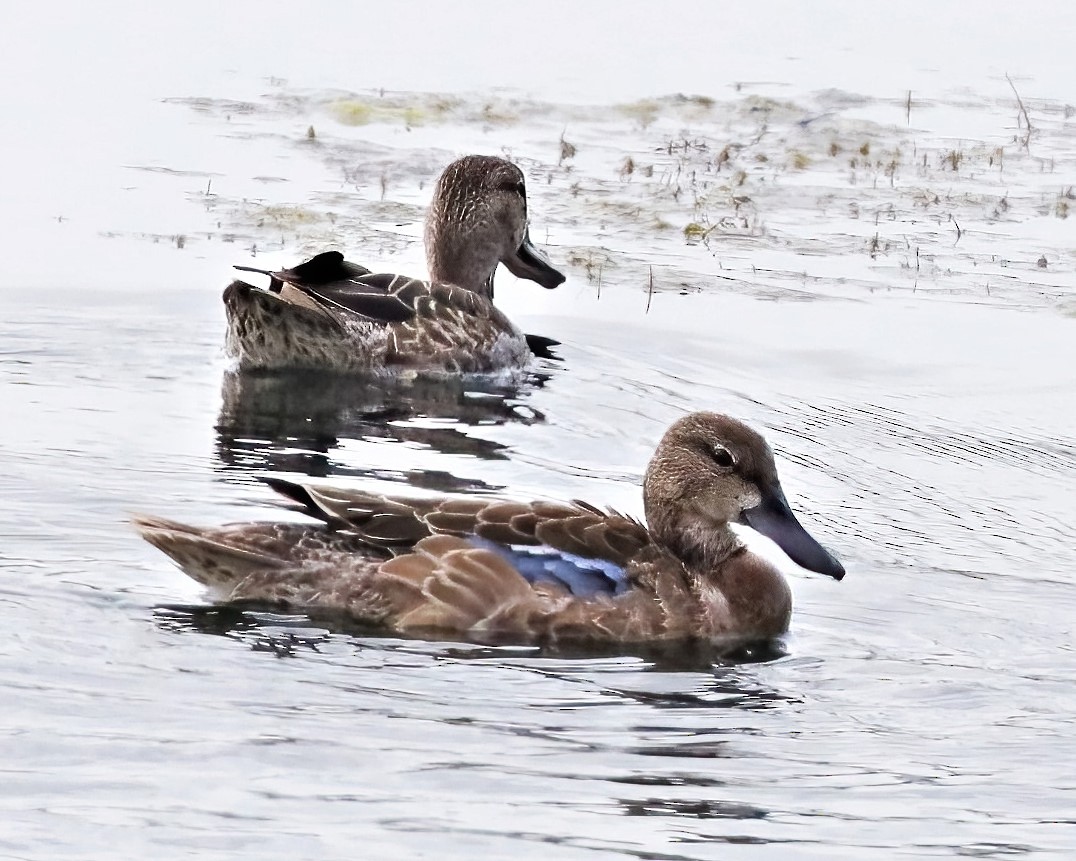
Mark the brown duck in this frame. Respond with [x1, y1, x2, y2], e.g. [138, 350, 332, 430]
[224, 154, 565, 374]
[135, 413, 845, 645]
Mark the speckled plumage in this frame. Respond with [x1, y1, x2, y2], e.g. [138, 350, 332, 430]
[136, 413, 846, 646]
[224, 155, 565, 373]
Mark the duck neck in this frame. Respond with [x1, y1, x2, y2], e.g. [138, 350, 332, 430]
[425, 221, 498, 297]
[656, 513, 743, 575]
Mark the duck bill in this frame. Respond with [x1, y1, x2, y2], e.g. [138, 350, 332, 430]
[502, 227, 566, 289]
[740, 483, 845, 580]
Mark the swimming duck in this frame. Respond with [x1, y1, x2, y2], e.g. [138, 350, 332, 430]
[136, 412, 845, 645]
[224, 154, 566, 374]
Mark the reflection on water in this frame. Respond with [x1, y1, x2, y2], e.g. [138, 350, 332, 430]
[215, 368, 551, 488]
[155, 602, 788, 672]
[619, 797, 770, 821]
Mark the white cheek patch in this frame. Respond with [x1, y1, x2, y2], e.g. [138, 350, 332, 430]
[740, 483, 762, 511]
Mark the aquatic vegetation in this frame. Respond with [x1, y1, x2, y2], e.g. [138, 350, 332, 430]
[558, 133, 576, 163]
[617, 98, 660, 128]
[165, 85, 1076, 310]
[329, 93, 464, 127]
[256, 205, 324, 228]
[683, 222, 712, 243]
[332, 99, 373, 125]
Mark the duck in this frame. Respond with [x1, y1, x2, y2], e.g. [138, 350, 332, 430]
[223, 154, 566, 374]
[135, 412, 845, 646]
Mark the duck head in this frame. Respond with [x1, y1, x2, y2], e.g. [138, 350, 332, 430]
[643, 412, 845, 580]
[424, 155, 566, 297]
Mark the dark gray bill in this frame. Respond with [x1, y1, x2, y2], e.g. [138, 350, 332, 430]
[740, 483, 845, 580]
[503, 227, 566, 289]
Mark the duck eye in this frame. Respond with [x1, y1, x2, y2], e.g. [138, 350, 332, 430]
[711, 446, 735, 468]
[497, 179, 527, 201]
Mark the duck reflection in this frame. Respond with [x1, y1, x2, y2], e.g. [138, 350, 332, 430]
[619, 796, 770, 820]
[214, 368, 549, 488]
[155, 601, 788, 675]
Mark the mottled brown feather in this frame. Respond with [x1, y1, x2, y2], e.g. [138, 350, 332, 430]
[380, 536, 539, 630]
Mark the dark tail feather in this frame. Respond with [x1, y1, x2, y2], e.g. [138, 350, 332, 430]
[285, 251, 371, 283]
[263, 476, 324, 519]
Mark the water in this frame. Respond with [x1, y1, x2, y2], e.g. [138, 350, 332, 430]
[2, 3, 1075, 858]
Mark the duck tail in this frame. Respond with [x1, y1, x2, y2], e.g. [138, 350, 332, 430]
[133, 514, 287, 597]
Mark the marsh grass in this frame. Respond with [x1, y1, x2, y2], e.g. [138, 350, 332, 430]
[166, 86, 1076, 310]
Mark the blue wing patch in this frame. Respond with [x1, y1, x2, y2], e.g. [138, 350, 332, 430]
[470, 537, 630, 597]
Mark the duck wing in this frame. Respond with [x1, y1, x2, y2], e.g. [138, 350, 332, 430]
[264, 478, 653, 597]
[236, 251, 493, 326]
[374, 534, 559, 630]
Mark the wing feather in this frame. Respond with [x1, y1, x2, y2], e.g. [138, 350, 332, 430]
[264, 479, 652, 569]
[378, 535, 548, 631]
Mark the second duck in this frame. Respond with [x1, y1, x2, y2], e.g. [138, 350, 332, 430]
[224, 155, 565, 374]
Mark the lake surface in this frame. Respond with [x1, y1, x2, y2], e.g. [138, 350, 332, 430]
[1, 3, 1074, 858]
